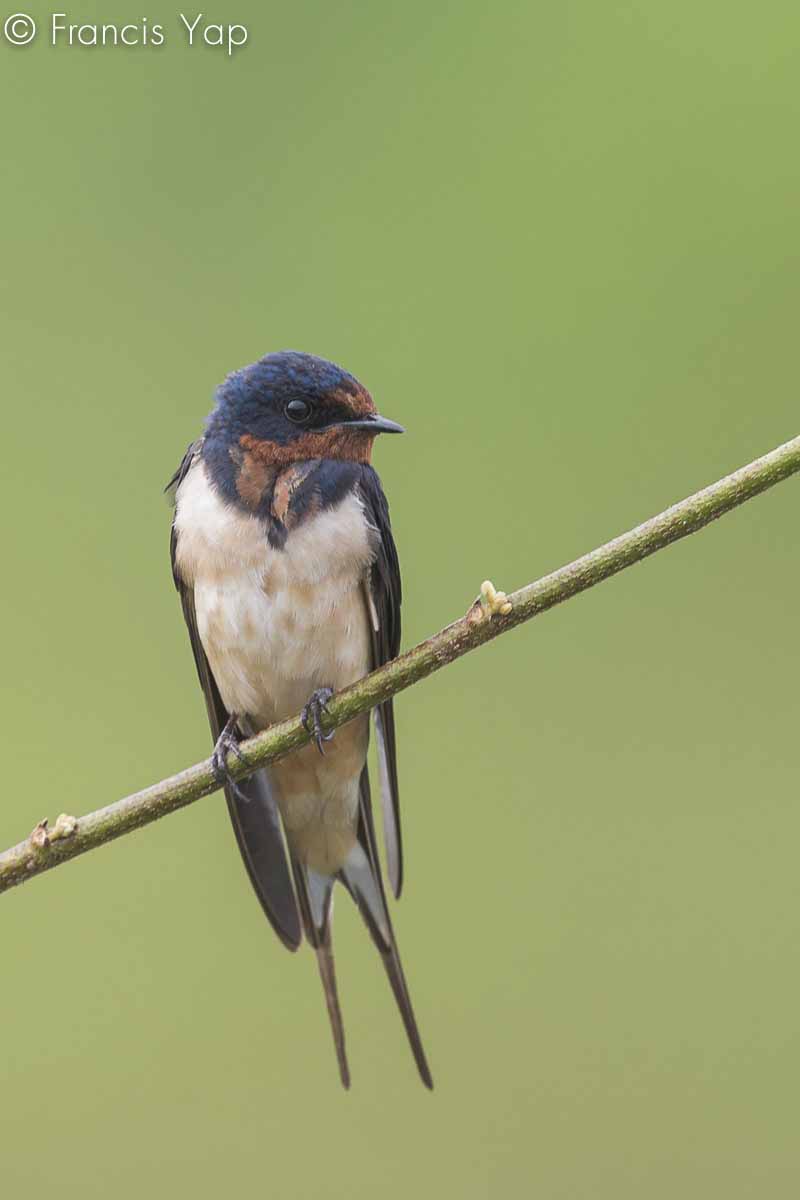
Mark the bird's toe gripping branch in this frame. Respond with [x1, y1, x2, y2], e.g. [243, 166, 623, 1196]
[302, 687, 335, 755]
[468, 579, 513, 624]
[211, 714, 249, 802]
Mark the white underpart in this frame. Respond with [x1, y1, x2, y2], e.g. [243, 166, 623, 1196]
[174, 459, 376, 874]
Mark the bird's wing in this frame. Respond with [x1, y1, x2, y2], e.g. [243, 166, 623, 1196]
[168, 444, 302, 951]
[358, 465, 403, 898]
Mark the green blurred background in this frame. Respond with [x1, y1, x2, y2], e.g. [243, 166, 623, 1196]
[2, 2, 800, 1195]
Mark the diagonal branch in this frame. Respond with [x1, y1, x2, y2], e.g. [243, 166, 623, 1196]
[2, 433, 799, 896]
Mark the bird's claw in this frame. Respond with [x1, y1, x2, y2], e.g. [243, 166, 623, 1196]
[211, 714, 248, 801]
[302, 687, 335, 755]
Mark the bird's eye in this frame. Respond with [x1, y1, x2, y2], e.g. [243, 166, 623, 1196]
[285, 399, 312, 424]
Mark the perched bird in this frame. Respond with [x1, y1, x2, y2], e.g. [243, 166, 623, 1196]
[168, 350, 431, 1088]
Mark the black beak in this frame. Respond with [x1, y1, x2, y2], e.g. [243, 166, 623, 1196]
[342, 414, 405, 435]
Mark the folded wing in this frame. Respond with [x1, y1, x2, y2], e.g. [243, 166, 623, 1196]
[168, 445, 302, 951]
[358, 465, 404, 898]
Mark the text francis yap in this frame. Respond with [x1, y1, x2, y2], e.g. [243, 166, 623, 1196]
[2, 13, 249, 54]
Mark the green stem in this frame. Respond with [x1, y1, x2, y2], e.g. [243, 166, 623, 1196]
[2, 433, 799, 896]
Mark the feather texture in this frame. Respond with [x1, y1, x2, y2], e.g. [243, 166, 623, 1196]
[169, 443, 302, 951]
[168, 437, 428, 1086]
[358, 466, 404, 897]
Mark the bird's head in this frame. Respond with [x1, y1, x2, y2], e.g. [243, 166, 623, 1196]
[205, 350, 403, 468]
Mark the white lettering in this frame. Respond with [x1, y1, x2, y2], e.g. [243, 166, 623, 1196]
[50, 13, 66, 44]
[179, 12, 204, 44]
[228, 24, 247, 54]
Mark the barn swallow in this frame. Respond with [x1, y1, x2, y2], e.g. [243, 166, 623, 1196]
[167, 351, 431, 1089]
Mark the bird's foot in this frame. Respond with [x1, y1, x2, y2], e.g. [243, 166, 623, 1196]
[468, 579, 513, 624]
[302, 687, 335, 755]
[211, 714, 248, 800]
